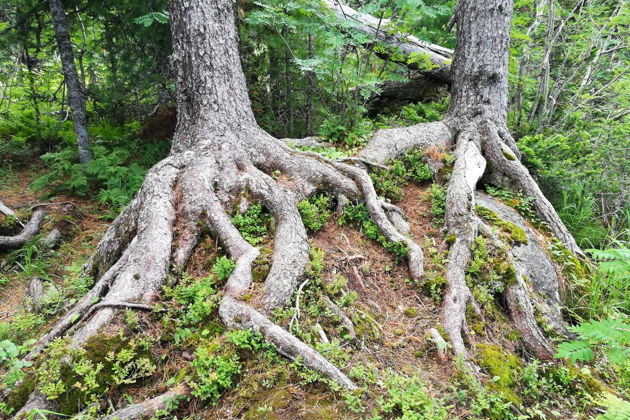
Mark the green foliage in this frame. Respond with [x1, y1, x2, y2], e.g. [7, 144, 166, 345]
[298, 194, 333, 232]
[370, 148, 433, 202]
[30, 123, 169, 218]
[232, 203, 271, 245]
[37, 338, 104, 409]
[556, 318, 630, 365]
[212, 256, 236, 281]
[476, 206, 528, 245]
[188, 340, 241, 404]
[106, 336, 156, 385]
[429, 183, 446, 226]
[485, 186, 538, 224]
[587, 245, 630, 282]
[0, 339, 34, 389]
[319, 114, 374, 147]
[466, 236, 517, 310]
[379, 374, 448, 419]
[162, 272, 221, 345]
[339, 203, 408, 261]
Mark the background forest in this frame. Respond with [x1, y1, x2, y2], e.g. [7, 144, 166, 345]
[0, 0, 628, 419]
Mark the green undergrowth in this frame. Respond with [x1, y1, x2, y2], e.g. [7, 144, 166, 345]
[466, 236, 517, 313]
[29, 121, 170, 219]
[298, 193, 335, 233]
[339, 202, 408, 262]
[369, 148, 433, 202]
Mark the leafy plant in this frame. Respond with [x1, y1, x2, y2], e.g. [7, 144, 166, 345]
[232, 203, 270, 245]
[298, 194, 333, 232]
[429, 183, 446, 226]
[0, 339, 34, 388]
[555, 317, 630, 365]
[188, 340, 241, 403]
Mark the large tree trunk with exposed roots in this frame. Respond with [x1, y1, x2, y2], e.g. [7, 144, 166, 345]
[13, 0, 581, 418]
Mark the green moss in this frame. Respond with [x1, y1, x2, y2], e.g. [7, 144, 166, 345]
[472, 321, 485, 335]
[507, 330, 521, 341]
[502, 149, 517, 161]
[476, 206, 528, 245]
[6, 375, 36, 413]
[476, 343, 523, 407]
[252, 247, 273, 282]
[445, 234, 456, 245]
[504, 265, 517, 286]
[353, 305, 381, 341]
[404, 307, 418, 318]
[243, 388, 292, 419]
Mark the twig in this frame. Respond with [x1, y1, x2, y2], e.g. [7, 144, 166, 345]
[289, 278, 311, 331]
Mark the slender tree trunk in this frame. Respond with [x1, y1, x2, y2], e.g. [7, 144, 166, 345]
[49, 0, 92, 163]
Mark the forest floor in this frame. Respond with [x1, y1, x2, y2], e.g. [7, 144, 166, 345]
[0, 165, 607, 419]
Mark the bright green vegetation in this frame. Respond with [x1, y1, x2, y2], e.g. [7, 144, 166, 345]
[339, 202, 408, 261]
[370, 148, 434, 202]
[0, 0, 628, 418]
[298, 194, 334, 232]
[232, 203, 272, 246]
[466, 236, 517, 311]
[476, 206, 528, 245]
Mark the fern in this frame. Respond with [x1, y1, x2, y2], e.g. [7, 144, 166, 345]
[556, 317, 630, 365]
[595, 393, 630, 420]
[555, 340, 594, 362]
[587, 246, 630, 280]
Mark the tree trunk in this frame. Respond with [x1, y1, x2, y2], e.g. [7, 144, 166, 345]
[13, 0, 582, 416]
[49, 0, 92, 163]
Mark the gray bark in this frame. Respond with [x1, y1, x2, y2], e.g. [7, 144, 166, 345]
[49, 0, 92, 164]
[0, 210, 45, 250]
[13, 0, 584, 414]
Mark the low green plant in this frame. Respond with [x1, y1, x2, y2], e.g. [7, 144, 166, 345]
[106, 336, 156, 385]
[232, 203, 270, 245]
[188, 340, 241, 403]
[429, 183, 446, 227]
[378, 373, 448, 419]
[212, 256, 236, 281]
[298, 194, 333, 232]
[555, 317, 630, 365]
[37, 338, 104, 408]
[339, 202, 408, 261]
[0, 339, 34, 388]
[485, 186, 538, 224]
[466, 236, 516, 310]
[319, 114, 374, 148]
[163, 273, 221, 345]
[369, 148, 433, 202]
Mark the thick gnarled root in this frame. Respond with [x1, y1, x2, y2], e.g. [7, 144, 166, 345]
[441, 128, 486, 358]
[0, 209, 45, 251]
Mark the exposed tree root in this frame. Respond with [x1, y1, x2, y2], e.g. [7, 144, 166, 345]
[0, 210, 45, 251]
[100, 385, 189, 420]
[10, 114, 581, 416]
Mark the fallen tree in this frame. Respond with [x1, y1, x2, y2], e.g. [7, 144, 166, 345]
[12, 0, 582, 417]
[322, 0, 453, 81]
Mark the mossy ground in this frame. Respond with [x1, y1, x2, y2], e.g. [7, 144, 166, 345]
[0, 167, 618, 419]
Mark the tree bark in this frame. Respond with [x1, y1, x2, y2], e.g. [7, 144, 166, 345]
[13, 0, 582, 415]
[49, 0, 92, 163]
[322, 0, 453, 82]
